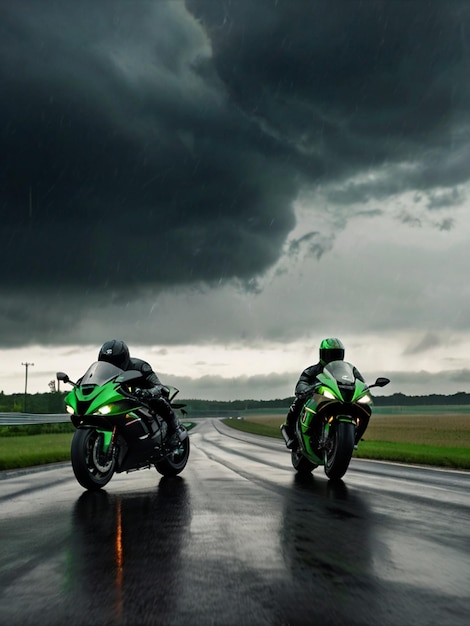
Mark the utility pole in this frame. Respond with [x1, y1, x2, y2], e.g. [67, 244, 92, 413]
[21, 362, 34, 412]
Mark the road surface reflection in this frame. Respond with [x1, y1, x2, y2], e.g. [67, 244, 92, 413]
[69, 476, 192, 624]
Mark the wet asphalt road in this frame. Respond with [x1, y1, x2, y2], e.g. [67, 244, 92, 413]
[0, 419, 469, 626]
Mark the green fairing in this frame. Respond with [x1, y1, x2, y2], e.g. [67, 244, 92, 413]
[316, 372, 370, 403]
[65, 392, 79, 414]
[65, 381, 139, 416]
[316, 373, 342, 399]
[299, 403, 323, 463]
[79, 382, 125, 415]
[352, 380, 370, 402]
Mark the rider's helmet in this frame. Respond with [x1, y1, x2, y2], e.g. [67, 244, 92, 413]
[319, 338, 345, 366]
[98, 339, 131, 369]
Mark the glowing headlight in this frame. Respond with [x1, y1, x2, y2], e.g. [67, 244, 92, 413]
[357, 394, 371, 404]
[322, 390, 335, 400]
[95, 405, 112, 415]
[66, 405, 74, 415]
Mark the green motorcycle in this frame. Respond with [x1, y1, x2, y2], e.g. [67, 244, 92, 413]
[281, 360, 390, 480]
[57, 361, 190, 490]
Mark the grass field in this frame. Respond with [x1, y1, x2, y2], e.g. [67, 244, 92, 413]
[0, 422, 197, 471]
[223, 408, 470, 470]
[0, 411, 469, 471]
[0, 432, 73, 471]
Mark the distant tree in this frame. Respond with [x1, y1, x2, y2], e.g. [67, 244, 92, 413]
[0, 390, 470, 414]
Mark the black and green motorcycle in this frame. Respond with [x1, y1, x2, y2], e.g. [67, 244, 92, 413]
[57, 361, 190, 490]
[281, 360, 390, 480]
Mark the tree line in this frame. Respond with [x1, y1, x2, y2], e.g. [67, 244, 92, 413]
[2, 390, 470, 414]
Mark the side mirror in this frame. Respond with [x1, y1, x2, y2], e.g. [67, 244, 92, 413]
[56, 372, 69, 383]
[373, 377, 390, 388]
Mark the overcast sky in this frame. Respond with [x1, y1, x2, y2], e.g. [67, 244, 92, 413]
[1, 0, 470, 400]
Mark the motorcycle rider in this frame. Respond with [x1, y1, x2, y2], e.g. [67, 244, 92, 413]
[98, 339, 186, 449]
[282, 338, 364, 449]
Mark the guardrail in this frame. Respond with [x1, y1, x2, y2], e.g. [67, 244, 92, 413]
[0, 413, 69, 426]
[0, 411, 228, 426]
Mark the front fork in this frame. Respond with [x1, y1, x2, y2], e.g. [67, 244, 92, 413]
[319, 415, 356, 446]
[98, 426, 116, 462]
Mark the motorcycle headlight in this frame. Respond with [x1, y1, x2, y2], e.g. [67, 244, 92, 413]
[322, 390, 335, 400]
[65, 404, 74, 414]
[357, 394, 371, 404]
[94, 405, 112, 415]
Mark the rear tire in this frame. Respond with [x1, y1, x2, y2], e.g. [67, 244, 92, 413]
[71, 428, 115, 491]
[324, 421, 355, 480]
[155, 436, 190, 477]
[291, 445, 317, 475]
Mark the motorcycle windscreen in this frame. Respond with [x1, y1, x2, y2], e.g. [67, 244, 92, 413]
[79, 361, 124, 386]
[322, 360, 356, 384]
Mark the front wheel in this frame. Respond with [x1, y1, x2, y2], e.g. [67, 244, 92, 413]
[324, 420, 355, 480]
[71, 428, 116, 490]
[155, 436, 190, 477]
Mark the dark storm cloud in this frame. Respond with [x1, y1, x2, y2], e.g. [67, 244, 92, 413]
[287, 231, 332, 260]
[188, 0, 470, 210]
[0, 0, 296, 295]
[1, 1, 469, 301]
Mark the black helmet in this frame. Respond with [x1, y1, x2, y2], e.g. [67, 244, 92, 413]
[319, 337, 345, 366]
[98, 339, 130, 369]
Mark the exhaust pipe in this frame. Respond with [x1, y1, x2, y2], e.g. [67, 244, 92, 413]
[280, 424, 295, 449]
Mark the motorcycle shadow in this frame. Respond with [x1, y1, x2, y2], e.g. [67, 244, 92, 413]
[69, 476, 192, 623]
[292, 471, 350, 500]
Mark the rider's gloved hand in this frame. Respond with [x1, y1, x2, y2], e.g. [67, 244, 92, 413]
[135, 388, 153, 400]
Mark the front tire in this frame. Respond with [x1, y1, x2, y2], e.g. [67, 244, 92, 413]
[155, 436, 190, 477]
[324, 421, 355, 480]
[71, 428, 116, 490]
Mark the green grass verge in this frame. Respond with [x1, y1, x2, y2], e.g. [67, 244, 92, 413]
[222, 416, 470, 470]
[0, 433, 73, 471]
[353, 441, 470, 469]
[223, 418, 281, 438]
[0, 422, 199, 471]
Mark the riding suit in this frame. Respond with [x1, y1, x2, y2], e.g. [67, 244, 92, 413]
[98, 339, 184, 447]
[128, 357, 181, 437]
